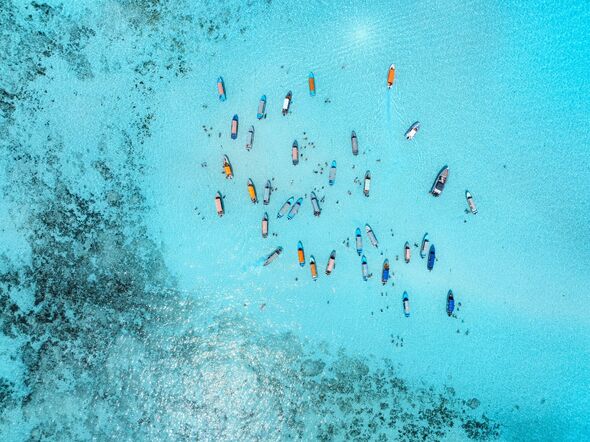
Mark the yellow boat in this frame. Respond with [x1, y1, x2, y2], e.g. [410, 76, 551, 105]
[247, 178, 258, 203]
[223, 155, 233, 179]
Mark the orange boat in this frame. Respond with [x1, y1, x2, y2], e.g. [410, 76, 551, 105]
[309, 255, 318, 280]
[387, 64, 396, 88]
[247, 178, 258, 203]
[308, 72, 316, 96]
[297, 241, 305, 267]
[223, 155, 233, 179]
[215, 192, 224, 217]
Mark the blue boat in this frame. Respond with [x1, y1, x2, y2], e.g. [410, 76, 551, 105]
[287, 197, 303, 220]
[328, 161, 337, 185]
[381, 259, 390, 285]
[257, 95, 267, 119]
[427, 244, 436, 271]
[230, 114, 238, 139]
[217, 77, 226, 101]
[361, 255, 369, 281]
[355, 228, 362, 255]
[446, 290, 455, 316]
[402, 291, 410, 317]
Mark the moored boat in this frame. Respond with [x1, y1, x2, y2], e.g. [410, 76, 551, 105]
[282, 91, 292, 115]
[431, 166, 449, 197]
[277, 196, 294, 218]
[247, 178, 258, 203]
[446, 290, 455, 316]
[263, 180, 272, 205]
[355, 228, 363, 256]
[361, 255, 369, 281]
[217, 76, 226, 101]
[466, 190, 478, 214]
[363, 171, 371, 197]
[287, 197, 303, 220]
[404, 242, 411, 263]
[310, 192, 321, 216]
[405, 121, 420, 140]
[215, 191, 224, 217]
[297, 241, 305, 267]
[263, 247, 282, 266]
[262, 213, 269, 238]
[427, 244, 436, 271]
[420, 233, 429, 258]
[402, 291, 410, 317]
[257, 95, 267, 119]
[325, 250, 336, 275]
[309, 255, 318, 280]
[387, 64, 396, 88]
[328, 161, 337, 185]
[245, 125, 254, 150]
[308, 72, 316, 96]
[351, 131, 359, 156]
[223, 155, 233, 179]
[381, 259, 390, 285]
[230, 114, 239, 139]
[292, 140, 299, 165]
[365, 224, 379, 248]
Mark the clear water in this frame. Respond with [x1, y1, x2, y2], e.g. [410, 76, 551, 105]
[1, 0, 589, 440]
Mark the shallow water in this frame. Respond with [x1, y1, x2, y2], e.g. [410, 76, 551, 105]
[1, 0, 589, 440]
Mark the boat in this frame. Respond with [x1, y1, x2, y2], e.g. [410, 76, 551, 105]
[404, 242, 411, 263]
[310, 192, 321, 216]
[355, 228, 363, 256]
[381, 259, 390, 285]
[365, 224, 378, 248]
[402, 291, 410, 317]
[328, 161, 337, 185]
[282, 91, 292, 115]
[245, 126, 254, 150]
[387, 64, 396, 88]
[363, 171, 371, 197]
[277, 197, 294, 218]
[420, 233, 429, 258]
[223, 155, 233, 179]
[215, 192, 224, 217]
[446, 290, 455, 316]
[292, 140, 299, 165]
[257, 95, 267, 119]
[427, 244, 436, 271]
[230, 114, 239, 139]
[309, 255, 318, 280]
[361, 255, 369, 281]
[308, 72, 316, 96]
[261, 213, 269, 238]
[263, 180, 272, 205]
[287, 197, 303, 220]
[325, 250, 336, 275]
[430, 166, 449, 197]
[247, 178, 258, 203]
[297, 241, 305, 267]
[351, 131, 359, 156]
[263, 247, 282, 266]
[466, 190, 478, 214]
[405, 121, 420, 140]
[217, 76, 226, 101]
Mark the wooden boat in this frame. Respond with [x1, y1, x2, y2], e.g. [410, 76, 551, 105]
[309, 255, 318, 280]
[328, 161, 337, 185]
[431, 166, 449, 197]
[277, 197, 294, 218]
[404, 242, 411, 263]
[263, 247, 282, 266]
[427, 244, 436, 271]
[223, 155, 233, 179]
[361, 255, 369, 281]
[308, 72, 316, 96]
[446, 290, 455, 316]
[215, 191, 224, 217]
[381, 259, 390, 285]
[387, 64, 396, 88]
[247, 178, 258, 203]
[292, 140, 299, 165]
[310, 192, 321, 216]
[263, 180, 272, 205]
[355, 228, 363, 256]
[231, 114, 239, 139]
[287, 197, 303, 220]
[257, 95, 267, 119]
[405, 121, 420, 140]
[245, 126, 254, 150]
[217, 76, 226, 101]
[282, 91, 292, 115]
[351, 131, 359, 156]
[261, 213, 269, 238]
[466, 190, 478, 214]
[420, 233, 429, 258]
[363, 171, 371, 197]
[402, 291, 410, 317]
[297, 241, 305, 267]
[365, 224, 378, 248]
[325, 250, 336, 275]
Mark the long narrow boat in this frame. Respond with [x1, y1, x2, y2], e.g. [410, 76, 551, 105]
[282, 91, 292, 115]
[309, 255, 318, 280]
[217, 76, 226, 101]
[405, 121, 420, 140]
[387, 64, 396, 89]
[361, 255, 369, 281]
[257, 95, 267, 119]
[263, 247, 282, 266]
[245, 126, 254, 150]
[277, 197, 294, 218]
[402, 291, 410, 317]
[230, 114, 239, 139]
[381, 259, 390, 285]
[355, 228, 363, 256]
[446, 290, 455, 316]
[297, 241, 305, 267]
[466, 190, 478, 214]
[427, 244, 436, 271]
[287, 197, 303, 220]
[263, 180, 272, 205]
[351, 131, 359, 156]
[310, 192, 321, 216]
[308, 72, 316, 96]
[431, 166, 449, 197]
[215, 192, 224, 217]
[325, 250, 336, 275]
[404, 242, 411, 263]
[420, 233, 429, 258]
[292, 140, 299, 165]
[328, 161, 337, 185]
[363, 171, 371, 197]
[223, 155, 233, 179]
[365, 224, 379, 248]
[261, 213, 269, 238]
[247, 178, 258, 203]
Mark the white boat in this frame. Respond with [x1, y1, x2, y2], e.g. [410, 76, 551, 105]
[310, 192, 321, 216]
[261, 213, 269, 238]
[466, 190, 478, 214]
[277, 197, 294, 218]
[282, 91, 292, 115]
[215, 192, 224, 217]
[263, 180, 272, 205]
[365, 224, 378, 248]
[405, 122, 420, 140]
[420, 233, 429, 258]
[263, 247, 282, 266]
[363, 171, 371, 197]
[325, 250, 336, 275]
[351, 131, 359, 156]
[245, 125, 254, 150]
[431, 166, 449, 197]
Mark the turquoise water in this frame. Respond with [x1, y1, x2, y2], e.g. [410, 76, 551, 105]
[1, 0, 589, 440]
